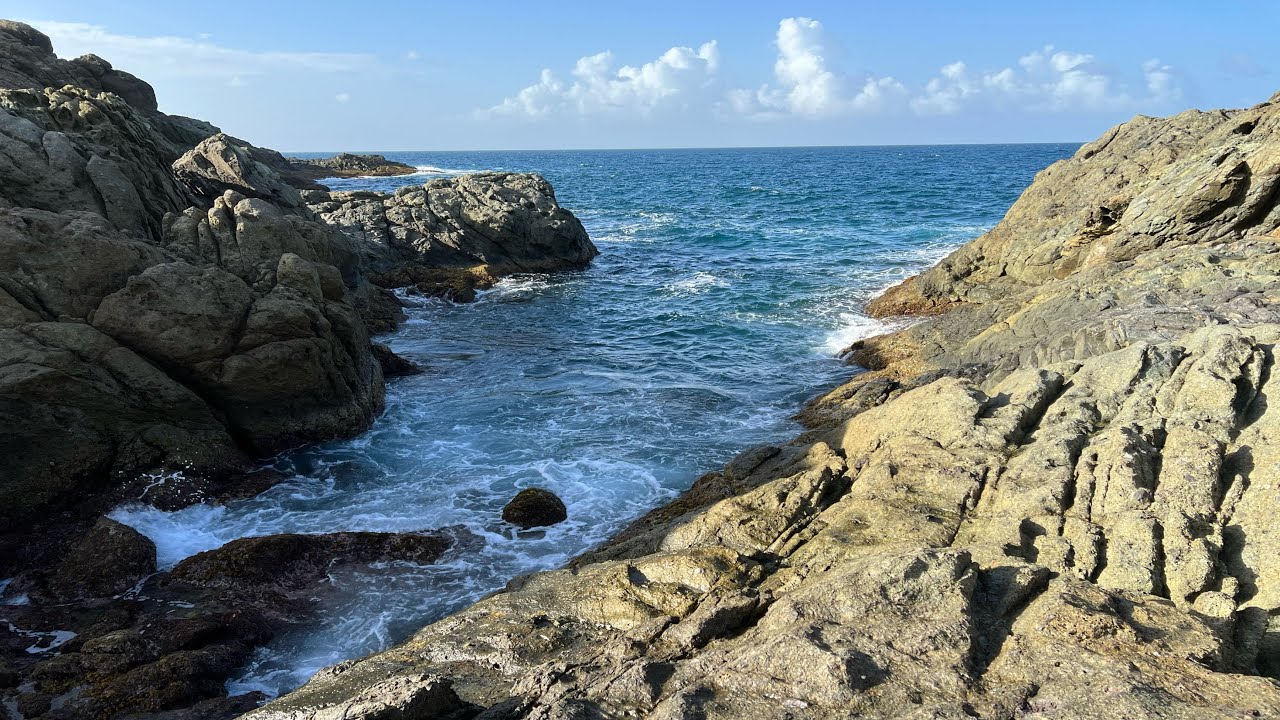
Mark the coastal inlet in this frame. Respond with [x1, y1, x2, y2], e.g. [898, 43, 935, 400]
[110, 144, 1076, 696]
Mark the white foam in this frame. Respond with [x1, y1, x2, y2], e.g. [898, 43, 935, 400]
[5, 622, 76, 654]
[818, 312, 893, 356]
[109, 502, 234, 569]
[665, 272, 727, 296]
[409, 165, 471, 176]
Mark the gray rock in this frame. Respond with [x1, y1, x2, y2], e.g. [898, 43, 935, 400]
[314, 172, 598, 291]
[287, 152, 417, 183]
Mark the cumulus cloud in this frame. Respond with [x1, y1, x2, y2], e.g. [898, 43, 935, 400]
[481, 41, 720, 118]
[732, 17, 906, 117]
[911, 46, 1184, 115]
[476, 16, 1189, 124]
[22, 19, 379, 83]
[335, 92, 351, 104]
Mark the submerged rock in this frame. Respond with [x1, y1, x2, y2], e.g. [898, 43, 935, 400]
[502, 488, 568, 528]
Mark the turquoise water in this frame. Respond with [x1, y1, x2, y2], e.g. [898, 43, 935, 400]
[112, 144, 1076, 696]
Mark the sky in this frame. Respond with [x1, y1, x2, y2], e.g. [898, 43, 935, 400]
[7, 1, 1280, 151]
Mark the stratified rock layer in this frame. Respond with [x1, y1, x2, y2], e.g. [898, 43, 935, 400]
[251, 97, 1280, 718]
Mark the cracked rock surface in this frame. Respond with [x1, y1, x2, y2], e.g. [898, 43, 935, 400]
[251, 95, 1280, 718]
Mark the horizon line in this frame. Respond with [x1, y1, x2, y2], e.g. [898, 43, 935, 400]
[280, 140, 1087, 155]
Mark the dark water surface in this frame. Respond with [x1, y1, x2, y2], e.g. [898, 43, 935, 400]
[112, 144, 1077, 695]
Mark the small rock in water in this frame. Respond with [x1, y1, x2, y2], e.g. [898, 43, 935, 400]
[502, 488, 568, 528]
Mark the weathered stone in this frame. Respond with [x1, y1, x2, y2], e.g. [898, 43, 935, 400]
[286, 152, 418, 183]
[314, 172, 598, 286]
[502, 488, 569, 528]
[371, 342, 424, 377]
[46, 518, 156, 601]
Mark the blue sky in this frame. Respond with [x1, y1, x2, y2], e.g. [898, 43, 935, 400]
[8, 1, 1279, 151]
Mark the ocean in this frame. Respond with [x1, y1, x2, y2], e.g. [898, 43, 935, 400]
[110, 143, 1077, 696]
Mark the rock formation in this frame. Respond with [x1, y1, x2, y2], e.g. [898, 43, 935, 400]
[286, 152, 417, 182]
[249, 96, 1280, 718]
[0, 18, 597, 719]
[308, 172, 598, 298]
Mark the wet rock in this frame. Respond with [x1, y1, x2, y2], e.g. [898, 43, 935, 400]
[502, 488, 568, 528]
[46, 518, 156, 601]
[15, 691, 50, 717]
[166, 529, 461, 619]
[371, 342, 424, 377]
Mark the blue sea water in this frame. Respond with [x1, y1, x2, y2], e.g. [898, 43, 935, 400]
[112, 144, 1076, 696]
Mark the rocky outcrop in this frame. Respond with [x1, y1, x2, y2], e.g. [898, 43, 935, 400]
[173, 134, 317, 212]
[286, 152, 417, 182]
[2, 527, 464, 720]
[308, 172, 598, 298]
[251, 96, 1280, 719]
[1, 18, 598, 719]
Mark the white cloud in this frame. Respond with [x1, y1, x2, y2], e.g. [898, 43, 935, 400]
[1143, 59, 1182, 104]
[335, 92, 351, 104]
[481, 41, 720, 118]
[405, 50, 421, 61]
[912, 46, 1182, 116]
[479, 16, 1187, 125]
[732, 17, 906, 117]
[22, 19, 379, 83]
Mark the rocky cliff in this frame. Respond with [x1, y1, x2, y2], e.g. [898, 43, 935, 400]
[248, 96, 1280, 718]
[0, 19, 596, 719]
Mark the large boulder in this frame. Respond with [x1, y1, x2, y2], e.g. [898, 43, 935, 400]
[45, 518, 156, 601]
[0, 320, 249, 548]
[92, 257, 384, 455]
[173, 133, 316, 212]
[0, 86, 199, 239]
[161, 189, 361, 287]
[311, 172, 598, 287]
[502, 488, 568, 528]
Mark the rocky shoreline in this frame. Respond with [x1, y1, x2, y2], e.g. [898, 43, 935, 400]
[242, 97, 1280, 717]
[6, 15, 1280, 720]
[0, 20, 595, 719]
